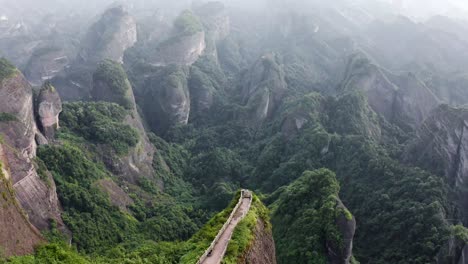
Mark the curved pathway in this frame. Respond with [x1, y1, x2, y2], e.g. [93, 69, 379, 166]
[199, 190, 252, 264]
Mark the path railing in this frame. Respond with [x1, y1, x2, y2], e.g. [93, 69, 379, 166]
[197, 189, 252, 264]
[217, 191, 252, 262]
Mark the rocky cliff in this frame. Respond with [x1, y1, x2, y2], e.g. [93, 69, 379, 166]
[152, 32, 206, 66]
[140, 65, 191, 134]
[0, 59, 64, 233]
[150, 10, 206, 66]
[327, 199, 357, 264]
[24, 46, 69, 86]
[340, 54, 439, 130]
[36, 82, 62, 141]
[240, 218, 277, 264]
[238, 54, 288, 124]
[91, 60, 155, 183]
[53, 6, 137, 101]
[0, 144, 44, 257]
[77, 6, 137, 65]
[405, 105, 468, 221]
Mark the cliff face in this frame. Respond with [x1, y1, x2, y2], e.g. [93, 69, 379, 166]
[0, 63, 64, 232]
[241, 218, 277, 264]
[149, 10, 206, 66]
[53, 6, 137, 101]
[0, 145, 44, 257]
[77, 6, 137, 65]
[91, 60, 155, 183]
[151, 31, 206, 66]
[327, 199, 357, 264]
[24, 46, 69, 86]
[36, 82, 62, 140]
[340, 54, 439, 130]
[141, 66, 191, 134]
[239, 54, 287, 124]
[405, 105, 468, 221]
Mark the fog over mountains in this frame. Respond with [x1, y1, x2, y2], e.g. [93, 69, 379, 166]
[3, 0, 468, 263]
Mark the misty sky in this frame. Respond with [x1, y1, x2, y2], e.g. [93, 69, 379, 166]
[1, 0, 468, 22]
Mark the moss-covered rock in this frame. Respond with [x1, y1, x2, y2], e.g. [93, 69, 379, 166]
[270, 169, 356, 264]
[0, 58, 16, 83]
[92, 60, 133, 109]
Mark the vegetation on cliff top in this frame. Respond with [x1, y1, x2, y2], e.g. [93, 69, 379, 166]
[60, 102, 139, 155]
[93, 60, 133, 109]
[0, 58, 16, 83]
[270, 169, 349, 264]
[174, 10, 203, 36]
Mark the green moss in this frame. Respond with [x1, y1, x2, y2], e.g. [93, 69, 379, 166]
[0, 58, 16, 83]
[0, 113, 17, 122]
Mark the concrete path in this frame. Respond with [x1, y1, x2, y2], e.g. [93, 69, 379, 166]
[201, 195, 252, 264]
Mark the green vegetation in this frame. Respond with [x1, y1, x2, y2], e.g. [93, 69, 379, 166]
[60, 102, 139, 155]
[174, 10, 203, 36]
[38, 144, 138, 253]
[0, 58, 16, 83]
[93, 60, 133, 109]
[223, 194, 270, 264]
[452, 225, 468, 243]
[0, 113, 17, 122]
[270, 169, 347, 264]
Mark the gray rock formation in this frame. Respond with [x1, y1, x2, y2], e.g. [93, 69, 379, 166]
[0, 143, 44, 257]
[151, 31, 206, 66]
[150, 10, 206, 66]
[77, 6, 137, 65]
[241, 218, 277, 264]
[24, 46, 69, 86]
[36, 82, 62, 140]
[405, 105, 468, 221]
[0, 65, 64, 231]
[142, 66, 191, 134]
[239, 54, 287, 124]
[52, 6, 137, 101]
[340, 54, 439, 130]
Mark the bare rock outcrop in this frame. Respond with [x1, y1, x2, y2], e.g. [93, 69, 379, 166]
[24, 46, 69, 86]
[150, 10, 206, 66]
[152, 31, 206, 66]
[77, 6, 137, 65]
[36, 82, 62, 140]
[52, 6, 137, 101]
[0, 60, 64, 232]
[0, 144, 44, 257]
[241, 218, 277, 264]
[141, 66, 191, 134]
[238, 54, 287, 124]
[340, 54, 439, 130]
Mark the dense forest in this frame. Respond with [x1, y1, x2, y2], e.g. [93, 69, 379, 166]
[2, 0, 468, 263]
